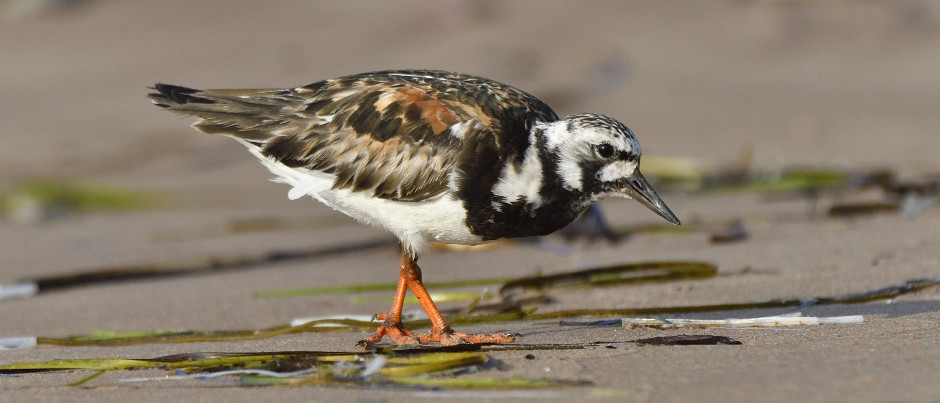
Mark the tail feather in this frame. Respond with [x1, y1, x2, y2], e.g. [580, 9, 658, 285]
[148, 83, 288, 142]
[148, 84, 210, 108]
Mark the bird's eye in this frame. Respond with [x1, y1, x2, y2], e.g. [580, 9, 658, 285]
[595, 143, 616, 159]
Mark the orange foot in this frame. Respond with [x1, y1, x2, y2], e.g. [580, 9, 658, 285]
[358, 315, 515, 347]
[356, 252, 517, 347]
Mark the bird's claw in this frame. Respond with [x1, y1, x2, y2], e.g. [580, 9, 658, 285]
[358, 320, 516, 347]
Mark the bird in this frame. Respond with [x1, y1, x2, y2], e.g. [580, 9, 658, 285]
[148, 69, 680, 346]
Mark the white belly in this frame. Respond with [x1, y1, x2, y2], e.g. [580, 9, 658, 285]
[240, 140, 482, 254]
[322, 188, 482, 252]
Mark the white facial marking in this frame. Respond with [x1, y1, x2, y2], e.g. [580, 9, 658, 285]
[492, 134, 544, 208]
[555, 159, 584, 191]
[597, 160, 638, 183]
[538, 115, 642, 192]
[538, 121, 585, 191]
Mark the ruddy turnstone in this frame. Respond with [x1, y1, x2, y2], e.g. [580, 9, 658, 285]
[149, 70, 680, 346]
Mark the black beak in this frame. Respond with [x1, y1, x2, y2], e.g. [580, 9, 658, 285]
[621, 172, 680, 225]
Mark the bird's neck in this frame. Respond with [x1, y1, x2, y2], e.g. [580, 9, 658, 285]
[456, 123, 589, 240]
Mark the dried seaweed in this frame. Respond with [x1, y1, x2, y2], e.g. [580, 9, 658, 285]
[828, 201, 899, 217]
[643, 154, 885, 195]
[646, 158, 939, 219]
[499, 261, 717, 302]
[0, 349, 583, 389]
[22, 274, 933, 351]
[20, 261, 936, 348]
[633, 335, 742, 345]
[18, 239, 392, 295]
[256, 276, 509, 299]
[34, 318, 376, 347]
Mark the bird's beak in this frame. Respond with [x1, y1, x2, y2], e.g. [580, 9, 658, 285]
[620, 172, 681, 225]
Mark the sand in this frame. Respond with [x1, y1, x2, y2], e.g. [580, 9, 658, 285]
[1, 1, 939, 401]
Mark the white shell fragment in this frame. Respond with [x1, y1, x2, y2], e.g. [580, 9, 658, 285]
[622, 312, 864, 328]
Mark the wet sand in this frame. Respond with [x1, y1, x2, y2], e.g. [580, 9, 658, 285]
[2, 1, 939, 401]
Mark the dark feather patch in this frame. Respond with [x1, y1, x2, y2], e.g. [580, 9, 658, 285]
[375, 115, 403, 141]
[262, 134, 317, 168]
[149, 84, 211, 107]
[348, 91, 381, 134]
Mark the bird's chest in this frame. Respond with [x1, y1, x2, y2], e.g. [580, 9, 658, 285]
[454, 144, 583, 240]
[462, 198, 579, 241]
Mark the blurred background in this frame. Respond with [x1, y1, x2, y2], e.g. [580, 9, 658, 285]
[1, 0, 939, 274]
[3, 4, 940, 397]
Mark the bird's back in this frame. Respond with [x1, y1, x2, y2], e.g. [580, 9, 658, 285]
[149, 70, 558, 202]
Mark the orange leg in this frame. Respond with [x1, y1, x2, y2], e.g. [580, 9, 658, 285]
[358, 252, 516, 347]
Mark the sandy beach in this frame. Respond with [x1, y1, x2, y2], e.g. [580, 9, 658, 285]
[2, 1, 939, 401]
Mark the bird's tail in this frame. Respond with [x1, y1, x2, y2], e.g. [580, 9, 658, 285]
[148, 83, 288, 142]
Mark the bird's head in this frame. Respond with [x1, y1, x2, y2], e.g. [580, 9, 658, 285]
[538, 113, 680, 225]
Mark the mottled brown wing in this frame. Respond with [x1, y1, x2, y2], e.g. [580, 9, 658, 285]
[342, 70, 560, 146]
[150, 80, 477, 201]
[262, 79, 479, 201]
